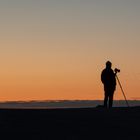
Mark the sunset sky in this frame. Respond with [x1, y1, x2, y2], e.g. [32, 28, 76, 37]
[0, 0, 140, 101]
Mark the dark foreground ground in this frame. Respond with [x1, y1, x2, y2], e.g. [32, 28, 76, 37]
[0, 107, 140, 140]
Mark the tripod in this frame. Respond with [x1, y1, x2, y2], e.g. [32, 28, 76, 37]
[116, 74, 130, 107]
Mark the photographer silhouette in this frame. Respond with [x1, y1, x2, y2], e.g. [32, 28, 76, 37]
[101, 61, 116, 108]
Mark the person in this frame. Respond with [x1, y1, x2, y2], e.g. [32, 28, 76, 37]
[101, 61, 116, 108]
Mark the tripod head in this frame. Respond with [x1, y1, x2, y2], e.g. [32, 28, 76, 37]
[114, 68, 120, 74]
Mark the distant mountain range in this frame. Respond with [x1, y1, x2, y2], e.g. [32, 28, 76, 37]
[0, 100, 140, 109]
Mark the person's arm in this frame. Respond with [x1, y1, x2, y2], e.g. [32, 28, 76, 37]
[101, 70, 105, 84]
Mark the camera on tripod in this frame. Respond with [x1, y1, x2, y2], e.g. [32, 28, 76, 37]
[114, 68, 120, 73]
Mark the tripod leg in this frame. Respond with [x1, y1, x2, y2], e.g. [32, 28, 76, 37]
[116, 75, 130, 107]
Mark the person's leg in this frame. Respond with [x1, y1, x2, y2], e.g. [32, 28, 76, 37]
[104, 91, 108, 108]
[109, 92, 114, 108]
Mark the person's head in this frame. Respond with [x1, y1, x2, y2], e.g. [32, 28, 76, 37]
[106, 61, 112, 69]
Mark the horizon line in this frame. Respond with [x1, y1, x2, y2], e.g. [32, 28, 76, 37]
[0, 99, 140, 103]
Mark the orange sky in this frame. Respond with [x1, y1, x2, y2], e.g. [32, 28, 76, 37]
[0, 0, 140, 101]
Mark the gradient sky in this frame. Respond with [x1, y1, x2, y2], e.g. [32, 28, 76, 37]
[0, 0, 140, 101]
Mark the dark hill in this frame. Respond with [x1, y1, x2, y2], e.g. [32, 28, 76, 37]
[0, 107, 140, 140]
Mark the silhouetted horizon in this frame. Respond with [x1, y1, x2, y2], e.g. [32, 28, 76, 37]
[0, 100, 140, 109]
